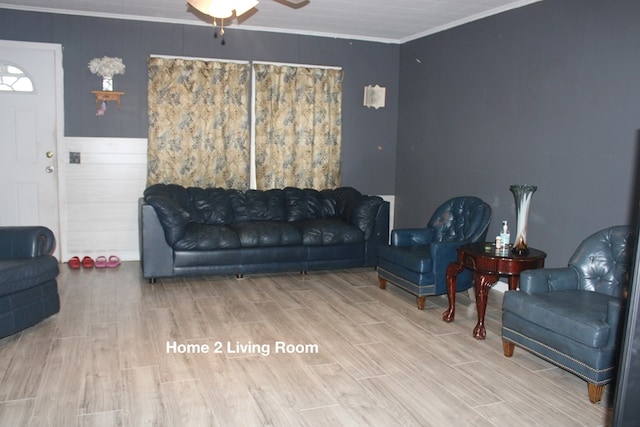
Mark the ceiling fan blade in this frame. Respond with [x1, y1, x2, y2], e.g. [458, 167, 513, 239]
[275, 0, 310, 8]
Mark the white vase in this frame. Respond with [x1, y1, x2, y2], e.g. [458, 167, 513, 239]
[102, 78, 113, 91]
[510, 184, 537, 255]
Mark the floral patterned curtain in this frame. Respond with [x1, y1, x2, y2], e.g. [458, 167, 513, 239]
[253, 63, 343, 190]
[147, 57, 250, 188]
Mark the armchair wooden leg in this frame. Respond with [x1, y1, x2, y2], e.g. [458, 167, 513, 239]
[587, 383, 604, 404]
[502, 340, 515, 357]
[378, 277, 387, 289]
[416, 296, 426, 310]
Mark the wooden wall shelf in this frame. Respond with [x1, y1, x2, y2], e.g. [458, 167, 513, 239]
[92, 90, 124, 110]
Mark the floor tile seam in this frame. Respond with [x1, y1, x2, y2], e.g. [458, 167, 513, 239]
[451, 359, 591, 419]
[84, 320, 119, 331]
[119, 364, 160, 372]
[354, 373, 391, 381]
[0, 396, 36, 404]
[468, 400, 508, 410]
[76, 409, 124, 419]
[155, 377, 200, 386]
[298, 402, 341, 412]
[352, 340, 387, 350]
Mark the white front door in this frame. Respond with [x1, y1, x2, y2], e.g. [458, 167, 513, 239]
[0, 40, 63, 258]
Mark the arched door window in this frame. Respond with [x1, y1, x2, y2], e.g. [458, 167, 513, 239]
[0, 62, 35, 92]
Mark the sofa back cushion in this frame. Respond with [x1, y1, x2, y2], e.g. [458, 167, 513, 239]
[284, 188, 330, 221]
[188, 188, 234, 224]
[229, 189, 287, 222]
[144, 184, 385, 245]
[144, 184, 193, 219]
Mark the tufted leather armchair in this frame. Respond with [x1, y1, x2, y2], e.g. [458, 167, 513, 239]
[0, 226, 60, 338]
[377, 196, 491, 309]
[502, 225, 632, 403]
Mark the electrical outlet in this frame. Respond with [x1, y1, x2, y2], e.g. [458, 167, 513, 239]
[69, 152, 81, 164]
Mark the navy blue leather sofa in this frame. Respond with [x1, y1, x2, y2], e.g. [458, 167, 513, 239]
[0, 226, 60, 338]
[139, 184, 390, 282]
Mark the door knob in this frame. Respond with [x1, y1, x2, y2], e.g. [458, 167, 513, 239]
[46, 151, 54, 158]
[46, 166, 55, 173]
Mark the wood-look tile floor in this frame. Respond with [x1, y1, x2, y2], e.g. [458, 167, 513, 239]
[0, 262, 612, 426]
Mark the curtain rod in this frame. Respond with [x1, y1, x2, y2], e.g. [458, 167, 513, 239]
[149, 54, 249, 64]
[149, 55, 340, 70]
[252, 60, 341, 70]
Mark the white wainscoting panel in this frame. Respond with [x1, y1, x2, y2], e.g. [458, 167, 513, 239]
[61, 137, 147, 262]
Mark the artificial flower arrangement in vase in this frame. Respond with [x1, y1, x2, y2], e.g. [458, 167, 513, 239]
[88, 56, 125, 91]
[510, 184, 537, 255]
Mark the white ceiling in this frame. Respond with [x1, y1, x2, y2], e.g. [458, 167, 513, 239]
[0, 0, 542, 44]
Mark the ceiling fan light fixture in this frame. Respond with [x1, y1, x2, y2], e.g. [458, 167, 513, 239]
[235, 0, 259, 17]
[188, 0, 258, 19]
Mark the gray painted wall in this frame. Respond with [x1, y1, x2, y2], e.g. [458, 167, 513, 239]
[0, 9, 399, 196]
[396, 0, 640, 266]
[4, 2, 639, 267]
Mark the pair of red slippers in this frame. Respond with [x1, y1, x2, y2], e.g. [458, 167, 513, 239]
[68, 255, 120, 269]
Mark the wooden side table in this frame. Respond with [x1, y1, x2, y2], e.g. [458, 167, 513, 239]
[442, 242, 546, 339]
[91, 90, 124, 110]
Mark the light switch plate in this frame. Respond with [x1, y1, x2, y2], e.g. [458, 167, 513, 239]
[70, 152, 81, 164]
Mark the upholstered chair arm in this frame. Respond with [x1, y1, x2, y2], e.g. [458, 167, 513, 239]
[606, 298, 625, 346]
[391, 228, 434, 246]
[430, 240, 466, 259]
[519, 267, 579, 294]
[0, 226, 56, 260]
[430, 240, 469, 288]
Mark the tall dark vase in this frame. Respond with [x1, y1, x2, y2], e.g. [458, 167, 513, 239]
[510, 185, 537, 255]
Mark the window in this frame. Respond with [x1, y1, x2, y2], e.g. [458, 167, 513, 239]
[147, 56, 342, 190]
[0, 62, 34, 92]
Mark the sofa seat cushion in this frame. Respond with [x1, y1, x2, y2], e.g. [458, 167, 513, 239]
[230, 221, 302, 247]
[0, 256, 59, 296]
[503, 289, 615, 348]
[296, 219, 364, 246]
[174, 223, 241, 250]
[377, 245, 433, 274]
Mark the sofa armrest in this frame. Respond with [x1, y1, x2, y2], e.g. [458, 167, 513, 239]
[519, 267, 579, 294]
[0, 226, 56, 260]
[139, 199, 175, 279]
[144, 195, 188, 245]
[348, 196, 385, 240]
[364, 201, 390, 266]
[391, 228, 434, 246]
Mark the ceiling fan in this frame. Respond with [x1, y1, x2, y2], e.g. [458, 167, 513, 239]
[187, 0, 309, 20]
[187, 0, 309, 44]
[275, 0, 310, 6]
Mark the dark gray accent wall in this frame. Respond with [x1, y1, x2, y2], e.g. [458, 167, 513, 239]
[0, 9, 398, 195]
[396, 0, 640, 266]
